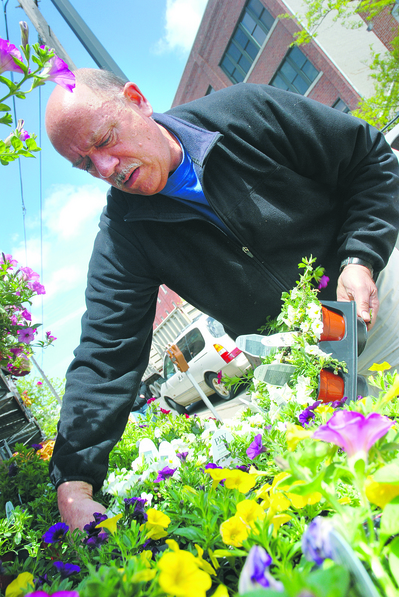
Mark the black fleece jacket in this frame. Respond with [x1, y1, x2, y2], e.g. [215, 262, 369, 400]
[49, 84, 399, 492]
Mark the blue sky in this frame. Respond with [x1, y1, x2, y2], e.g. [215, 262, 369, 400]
[1, 0, 208, 379]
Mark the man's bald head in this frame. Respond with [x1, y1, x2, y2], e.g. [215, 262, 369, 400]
[45, 68, 182, 195]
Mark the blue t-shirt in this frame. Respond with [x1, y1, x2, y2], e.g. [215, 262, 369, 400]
[161, 142, 232, 237]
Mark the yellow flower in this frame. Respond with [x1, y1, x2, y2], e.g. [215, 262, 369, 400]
[278, 478, 322, 509]
[369, 361, 391, 371]
[141, 523, 168, 540]
[158, 549, 212, 597]
[248, 465, 269, 476]
[195, 544, 217, 575]
[131, 569, 157, 583]
[96, 512, 122, 535]
[267, 492, 291, 517]
[5, 572, 34, 597]
[146, 508, 171, 527]
[208, 548, 220, 570]
[206, 467, 229, 489]
[236, 499, 265, 528]
[269, 513, 291, 537]
[212, 585, 230, 597]
[338, 496, 351, 505]
[166, 538, 180, 552]
[380, 374, 399, 406]
[365, 476, 399, 509]
[223, 469, 257, 493]
[286, 423, 313, 451]
[255, 483, 271, 502]
[220, 515, 250, 547]
[37, 439, 55, 461]
[139, 550, 153, 568]
[314, 404, 334, 416]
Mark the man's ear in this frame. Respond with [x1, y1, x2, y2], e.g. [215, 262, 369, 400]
[123, 82, 153, 117]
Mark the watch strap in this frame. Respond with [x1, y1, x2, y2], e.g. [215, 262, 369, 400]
[339, 257, 374, 277]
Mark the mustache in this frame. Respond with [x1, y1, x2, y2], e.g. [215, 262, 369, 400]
[113, 163, 140, 186]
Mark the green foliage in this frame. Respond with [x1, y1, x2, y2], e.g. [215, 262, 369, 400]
[15, 377, 63, 438]
[291, 0, 399, 128]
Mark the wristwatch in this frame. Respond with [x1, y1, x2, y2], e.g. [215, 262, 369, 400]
[339, 257, 374, 278]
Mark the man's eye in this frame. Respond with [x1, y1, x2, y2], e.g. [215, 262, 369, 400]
[98, 135, 111, 148]
[83, 159, 93, 172]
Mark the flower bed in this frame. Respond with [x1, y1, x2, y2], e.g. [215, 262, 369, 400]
[1, 260, 398, 597]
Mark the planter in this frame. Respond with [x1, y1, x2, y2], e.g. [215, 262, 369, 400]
[318, 369, 345, 403]
[320, 306, 345, 342]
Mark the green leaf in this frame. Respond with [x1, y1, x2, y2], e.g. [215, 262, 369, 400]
[307, 565, 350, 597]
[388, 536, 399, 585]
[14, 92, 26, 100]
[373, 459, 399, 483]
[11, 137, 23, 151]
[0, 113, 13, 126]
[0, 75, 17, 90]
[173, 526, 205, 541]
[380, 496, 399, 538]
[0, 103, 11, 112]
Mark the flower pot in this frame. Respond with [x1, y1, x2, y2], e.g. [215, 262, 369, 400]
[320, 306, 345, 342]
[318, 369, 345, 403]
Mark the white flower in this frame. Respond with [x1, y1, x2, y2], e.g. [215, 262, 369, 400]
[300, 320, 311, 333]
[268, 383, 293, 406]
[305, 344, 332, 358]
[275, 421, 287, 432]
[311, 319, 324, 339]
[154, 428, 162, 438]
[306, 302, 321, 319]
[295, 375, 313, 406]
[247, 413, 264, 425]
[141, 492, 153, 506]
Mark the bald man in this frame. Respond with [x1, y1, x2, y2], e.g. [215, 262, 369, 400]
[46, 69, 399, 530]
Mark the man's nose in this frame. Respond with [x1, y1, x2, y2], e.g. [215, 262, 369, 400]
[92, 153, 118, 179]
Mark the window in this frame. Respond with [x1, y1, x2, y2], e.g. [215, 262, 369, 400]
[332, 98, 350, 114]
[392, 0, 399, 22]
[220, 0, 275, 84]
[270, 46, 319, 95]
[206, 85, 216, 95]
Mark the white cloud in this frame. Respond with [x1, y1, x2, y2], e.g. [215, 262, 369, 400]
[43, 184, 106, 240]
[156, 0, 208, 54]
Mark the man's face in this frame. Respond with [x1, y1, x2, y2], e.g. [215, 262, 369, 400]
[46, 83, 181, 196]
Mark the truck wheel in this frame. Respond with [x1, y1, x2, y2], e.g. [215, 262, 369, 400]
[164, 396, 188, 415]
[205, 372, 233, 400]
[149, 383, 160, 398]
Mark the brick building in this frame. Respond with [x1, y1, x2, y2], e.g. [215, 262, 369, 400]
[173, 0, 398, 112]
[153, 285, 182, 328]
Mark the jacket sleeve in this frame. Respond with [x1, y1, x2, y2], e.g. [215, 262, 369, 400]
[49, 193, 159, 493]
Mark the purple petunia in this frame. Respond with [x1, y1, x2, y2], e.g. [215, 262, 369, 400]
[124, 497, 148, 523]
[313, 410, 393, 461]
[318, 275, 330, 290]
[8, 462, 18, 477]
[302, 516, 333, 565]
[17, 327, 35, 344]
[154, 466, 177, 483]
[246, 433, 267, 460]
[298, 401, 321, 427]
[176, 451, 189, 462]
[39, 53, 76, 92]
[42, 522, 69, 544]
[53, 561, 81, 578]
[0, 38, 24, 74]
[238, 545, 283, 593]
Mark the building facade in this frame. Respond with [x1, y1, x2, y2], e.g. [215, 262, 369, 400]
[173, 0, 398, 112]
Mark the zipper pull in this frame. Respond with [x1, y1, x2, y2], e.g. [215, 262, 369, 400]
[242, 246, 254, 258]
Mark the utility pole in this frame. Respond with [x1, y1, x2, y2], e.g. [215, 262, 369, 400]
[17, 0, 76, 69]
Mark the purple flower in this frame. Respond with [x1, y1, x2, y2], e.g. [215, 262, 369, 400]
[0, 38, 24, 74]
[318, 275, 330, 290]
[329, 396, 348, 409]
[83, 512, 108, 536]
[46, 330, 57, 341]
[298, 401, 321, 427]
[176, 451, 188, 462]
[313, 410, 393, 460]
[302, 516, 333, 565]
[39, 53, 76, 92]
[21, 309, 32, 321]
[53, 561, 80, 578]
[19, 21, 29, 49]
[236, 464, 250, 472]
[124, 497, 148, 523]
[0, 253, 17, 268]
[20, 266, 40, 282]
[246, 433, 267, 460]
[238, 545, 283, 593]
[8, 462, 18, 477]
[31, 443, 43, 451]
[17, 327, 35, 344]
[42, 522, 69, 544]
[10, 347, 22, 357]
[30, 281, 46, 295]
[154, 466, 177, 482]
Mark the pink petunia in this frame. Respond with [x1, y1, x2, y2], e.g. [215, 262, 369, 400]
[313, 410, 393, 461]
[318, 275, 330, 290]
[39, 54, 75, 92]
[17, 327, 35, 344]
[20, 266, 40, 282]
[0, 38, 24, 74]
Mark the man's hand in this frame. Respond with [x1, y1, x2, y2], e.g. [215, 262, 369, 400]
[337, 264, 379, 330]
[57, 480, 106, 532]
